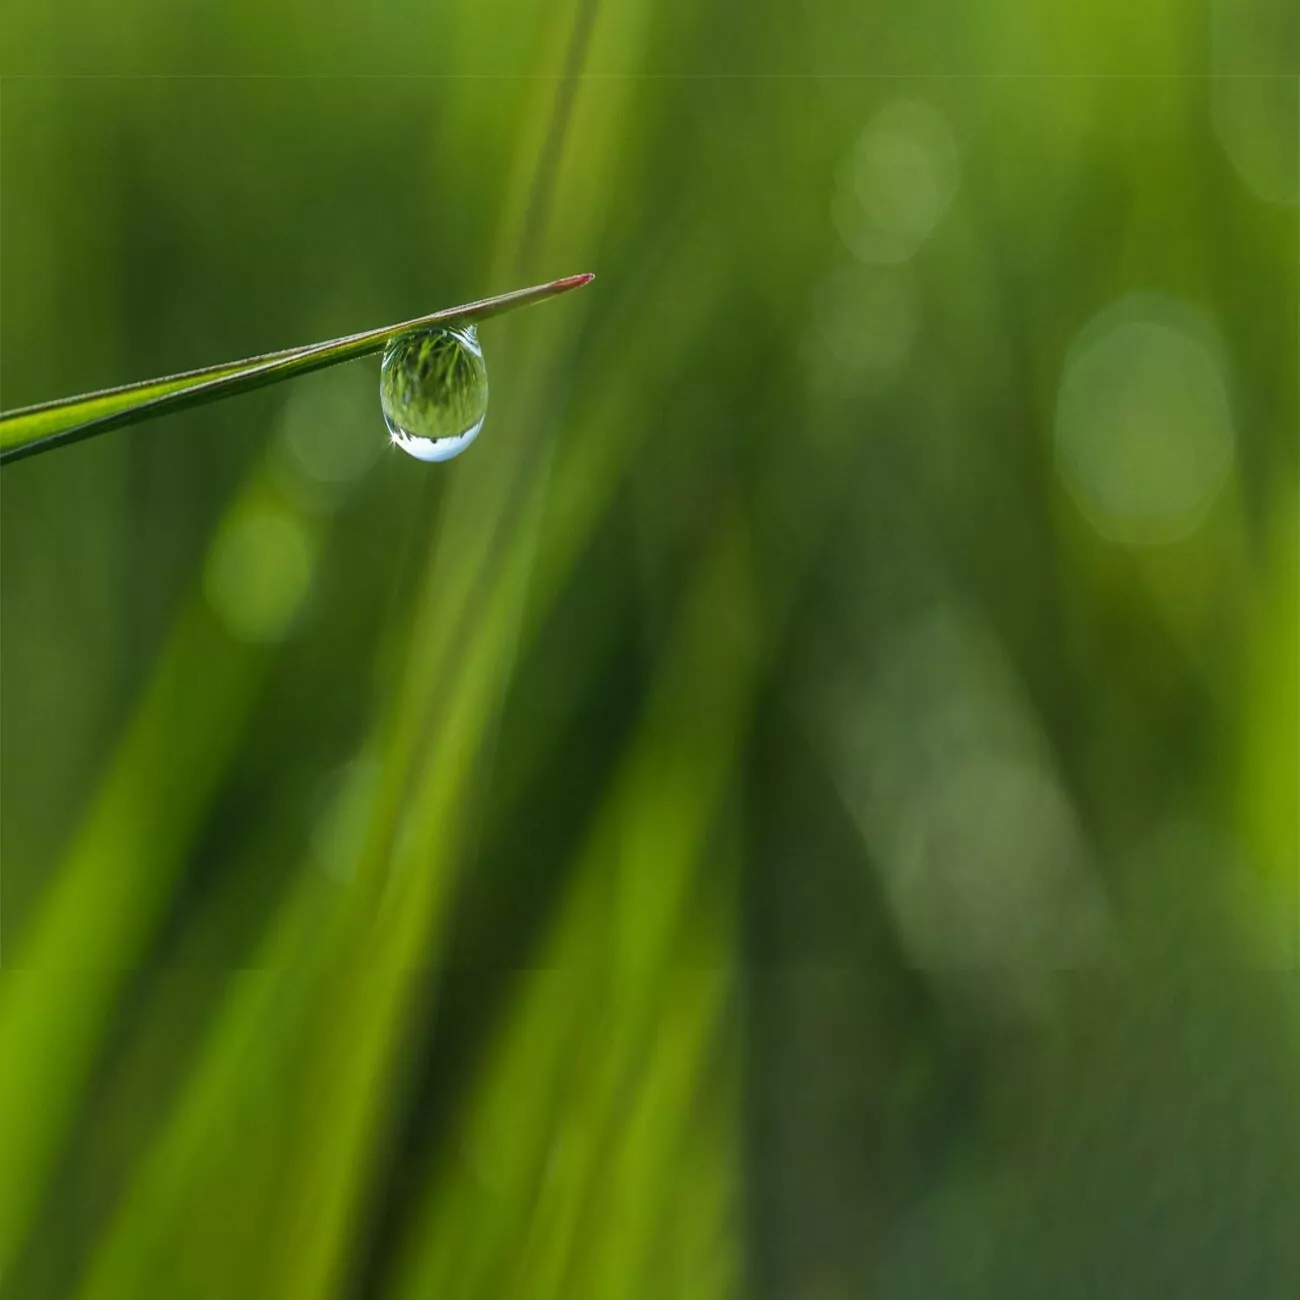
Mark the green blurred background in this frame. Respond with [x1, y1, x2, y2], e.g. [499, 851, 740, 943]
[1, 1, 1298, 1297]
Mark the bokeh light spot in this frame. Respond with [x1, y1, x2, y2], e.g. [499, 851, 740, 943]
[831, 99, 960, 264]
[204, 505, 315, 643]
[273, 361, 382, 512]
[808, 263, 919, 388]
[1054, 296, 1236, 545]
[312, 752, 380, 883]
[1212, 0, 1299, 207]
[1213, 78, 1299, 208]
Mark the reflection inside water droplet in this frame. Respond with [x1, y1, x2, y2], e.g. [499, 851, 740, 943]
[379, 324, 488, 462]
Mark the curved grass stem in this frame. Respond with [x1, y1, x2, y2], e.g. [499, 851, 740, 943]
[0, 273, 593, 466]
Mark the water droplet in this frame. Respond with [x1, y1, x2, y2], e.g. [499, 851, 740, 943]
[379, 324, 488, 462]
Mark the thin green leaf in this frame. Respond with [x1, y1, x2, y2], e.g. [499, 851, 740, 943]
[0, 273, 593, 465]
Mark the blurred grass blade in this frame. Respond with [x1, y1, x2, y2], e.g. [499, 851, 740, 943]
[0, 273, 593, 465]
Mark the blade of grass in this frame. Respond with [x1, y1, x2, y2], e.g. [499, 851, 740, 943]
[0, 460, 316, 1277]
[386, 513, 756, 1300]
[75, 14, 626, 1296]
[251, 7, 665, 1290]
[30, 8, 625, 1292]
[0, 273, 592, 465]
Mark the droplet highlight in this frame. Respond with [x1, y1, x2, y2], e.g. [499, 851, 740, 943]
[379, 324, 488, 462]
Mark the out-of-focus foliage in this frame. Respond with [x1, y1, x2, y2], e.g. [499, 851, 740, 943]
[0, 2, 1296, 1298]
